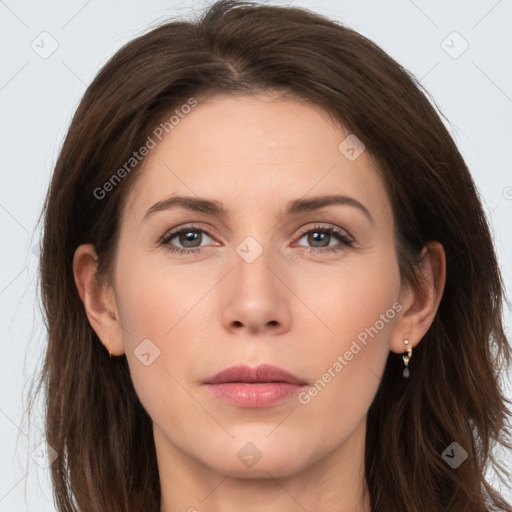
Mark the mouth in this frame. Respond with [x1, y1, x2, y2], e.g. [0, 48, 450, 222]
[202, 364, 308, 408]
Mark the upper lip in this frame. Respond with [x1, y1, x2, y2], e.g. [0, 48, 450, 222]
[202, 364, 307, 385]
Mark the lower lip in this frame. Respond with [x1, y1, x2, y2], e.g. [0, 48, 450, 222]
[204, 382, 305, 407]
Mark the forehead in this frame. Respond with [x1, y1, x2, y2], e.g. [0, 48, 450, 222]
[122, 92, 389, 224]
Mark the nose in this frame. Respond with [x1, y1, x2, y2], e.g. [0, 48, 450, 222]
[221, 244, 291, 335]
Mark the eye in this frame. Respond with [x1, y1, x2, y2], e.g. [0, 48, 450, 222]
[160, 224, 217, 255]
[160, 223, 354, 256]
[294, 224, 354, 254]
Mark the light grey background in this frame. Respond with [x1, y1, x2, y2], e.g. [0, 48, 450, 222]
[1, 0, 511, 510]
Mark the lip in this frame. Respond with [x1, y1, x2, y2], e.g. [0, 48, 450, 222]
[203, 364, 307, 385]
[202, 364, 308, 408]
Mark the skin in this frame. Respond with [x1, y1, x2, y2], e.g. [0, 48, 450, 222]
[73, 92, 446, 512]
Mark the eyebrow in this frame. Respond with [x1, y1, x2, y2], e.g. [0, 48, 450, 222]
[143, 194, 374, 225]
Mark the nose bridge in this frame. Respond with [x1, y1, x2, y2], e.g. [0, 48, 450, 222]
[233, 233, 276, 294]
[222, 232, 289, 332]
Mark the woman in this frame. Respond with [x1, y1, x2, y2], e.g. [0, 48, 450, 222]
[34, 0, 512, 510]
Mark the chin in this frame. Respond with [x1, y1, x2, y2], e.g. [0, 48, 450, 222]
[199, 435, 314, 479]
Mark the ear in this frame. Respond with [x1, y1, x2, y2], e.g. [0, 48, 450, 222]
[73, 243, 125, 356]
[390, 241, 446, 354]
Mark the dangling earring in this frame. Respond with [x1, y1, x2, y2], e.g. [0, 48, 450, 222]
[108, 311, 116, 358]
[402, 339, 412, 378]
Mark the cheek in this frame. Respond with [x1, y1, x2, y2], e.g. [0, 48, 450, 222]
[112, 249, 214, 405]
[114, 249, 194, 342]
[295, 246, 401, 347]
[294, 250, 400, 415]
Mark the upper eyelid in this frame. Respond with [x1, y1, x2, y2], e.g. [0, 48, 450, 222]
[296, 223, 350, 236]
[161, 223, 216, 242]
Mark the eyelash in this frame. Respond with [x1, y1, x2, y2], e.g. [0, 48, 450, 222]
[160, 223, 354, 256]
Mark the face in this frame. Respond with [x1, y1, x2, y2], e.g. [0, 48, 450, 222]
[109, 92, 405, 479]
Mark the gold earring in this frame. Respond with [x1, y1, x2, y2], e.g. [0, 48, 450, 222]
[107, 342, 112, 358]
[402, 339, 412, 378]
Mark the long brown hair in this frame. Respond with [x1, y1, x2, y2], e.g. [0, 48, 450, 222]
[30, 1, 511, 510]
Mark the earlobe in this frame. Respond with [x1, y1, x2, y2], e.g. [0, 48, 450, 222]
[390, 241, 446, 354]
[73, 244, 125, 356]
